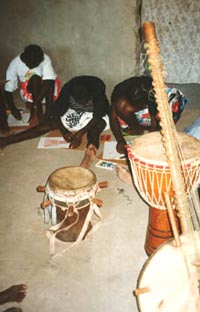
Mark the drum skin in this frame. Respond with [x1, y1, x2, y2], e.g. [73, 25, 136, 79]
[127, 132, 200, 255]
[44, 166, 98, 243]
[128, 131, 200, 209]
[135, 233, 200, 312]
[48, 166, 97, 193]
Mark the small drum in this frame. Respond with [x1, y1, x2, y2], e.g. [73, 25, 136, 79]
[134, 232, 200, 311]
[127, 132, 200, 256]
[37, 166, 105, 257]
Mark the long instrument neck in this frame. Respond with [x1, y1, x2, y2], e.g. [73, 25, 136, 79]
[143, 22, 189, 233]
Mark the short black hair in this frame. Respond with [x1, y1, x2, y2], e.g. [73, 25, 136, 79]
[20, 44, 44, 68]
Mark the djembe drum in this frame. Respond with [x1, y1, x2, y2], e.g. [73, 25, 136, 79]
[133, 20, 200, 311]
[37, 166, 107, 257]
[127, 131, 200, 256]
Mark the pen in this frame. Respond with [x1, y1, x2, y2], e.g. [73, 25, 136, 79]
[21, 117, 26, 124]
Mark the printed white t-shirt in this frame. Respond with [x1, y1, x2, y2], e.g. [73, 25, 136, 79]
[5, 53, 57, 93]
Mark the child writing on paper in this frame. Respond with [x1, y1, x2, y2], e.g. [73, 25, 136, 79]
[0, 76, 109, 151]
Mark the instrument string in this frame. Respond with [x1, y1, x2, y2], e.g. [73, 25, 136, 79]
[173, 132, 200, 264]
[143, 21, 200, 280]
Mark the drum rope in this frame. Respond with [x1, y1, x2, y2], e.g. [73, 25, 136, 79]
[144, 21, 200, 236]
[49, 201, 102, 259]
[140, 21, 200, 309]
[43, 173, 102, 258]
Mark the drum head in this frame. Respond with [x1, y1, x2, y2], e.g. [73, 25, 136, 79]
[131, 131, 200, 164]
[136, 233, 200, 311]
[128, 131, 200, 209]
[48, 166, 97, 193]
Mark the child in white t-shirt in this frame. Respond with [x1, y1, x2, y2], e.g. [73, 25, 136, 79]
[4, 44, 60, 126]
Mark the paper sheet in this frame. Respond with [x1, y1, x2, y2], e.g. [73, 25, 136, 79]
[37, 137, 70, 149]
[7, 112, 30, 127]
[102, 141, 125, 159]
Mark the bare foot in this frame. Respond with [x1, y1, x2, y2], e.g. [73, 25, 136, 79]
[63, 131, 73, 143]
[80, 144, 97, 168]
[0, 137, 8, 150]
[69, 132, 83, 149]
[3, 307, 22, 312]
[10, 108, 22, 121]
[28, 106, 40, 127]
[0, 284, 27, 305]
[116, 164, 133, 186]
[29, 117, 39, 127]
[28, 110, 39, 127]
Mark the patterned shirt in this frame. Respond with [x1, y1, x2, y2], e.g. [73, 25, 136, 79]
[54, 76, 110, 118]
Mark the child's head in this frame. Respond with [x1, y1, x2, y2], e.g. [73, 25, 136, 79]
[72, 82, 90, 105]
[20, 44, 44, 69]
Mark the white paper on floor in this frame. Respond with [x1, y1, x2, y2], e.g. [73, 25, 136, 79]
[102, 141, 125, 159]
[7, 112, 30, 127]
[37, 137, 70, 149]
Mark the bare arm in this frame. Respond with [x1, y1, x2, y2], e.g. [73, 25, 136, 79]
[110, 104, 126, 154]
[33, 80, 55, 104]
[53, 114, 73, 142]
[4, 91, 22, 120]
[150, 114, 158, 131]
[69, 116, 103, 149]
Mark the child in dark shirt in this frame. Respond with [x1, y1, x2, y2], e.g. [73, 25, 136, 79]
[53, 75, 110, 149]
[110, 75, 186, 154]
[0, 76, 110, 150]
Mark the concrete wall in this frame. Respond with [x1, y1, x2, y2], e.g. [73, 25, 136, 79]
[0, 0, 140, 98]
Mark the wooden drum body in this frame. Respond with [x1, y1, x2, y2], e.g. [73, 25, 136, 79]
[38, 166, 104, 257]
[127, 132, 200, 256]
[45, 166, 98, 224]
